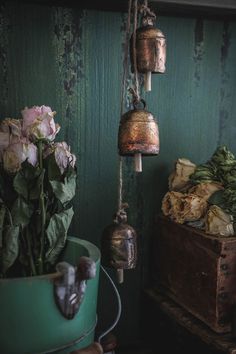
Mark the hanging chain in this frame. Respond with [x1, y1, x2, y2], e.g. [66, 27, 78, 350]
[131, 0, 141, 104]
[139, 0, 156, 21]
[118, 0, 132, 211]
[120, 0, 132, 116]
[118, 0, 150, 209]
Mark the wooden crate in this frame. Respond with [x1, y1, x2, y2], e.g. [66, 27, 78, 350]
[153, 214, 236, 333]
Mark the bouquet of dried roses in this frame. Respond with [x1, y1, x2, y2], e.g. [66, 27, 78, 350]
[0, 105, 76, 278]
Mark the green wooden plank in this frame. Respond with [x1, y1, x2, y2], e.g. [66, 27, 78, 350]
[5, 2, 57, 117]
[218, 21, 236, 152]
[51, 6, 84, 237]
[0, 4, 9, 116]
[75, 10, 122, 242]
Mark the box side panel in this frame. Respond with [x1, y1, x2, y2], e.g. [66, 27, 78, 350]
[217, 250, 236, 328]
[155, 216, 229, 333]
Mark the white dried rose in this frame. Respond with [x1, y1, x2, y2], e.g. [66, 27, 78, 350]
[205, 205, 234, 237]
[162, 191, 207, 224]
[168, 158, 196, 191]
[188, 182, 223, 201]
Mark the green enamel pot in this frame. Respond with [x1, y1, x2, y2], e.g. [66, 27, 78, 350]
[0, 237, 100, 354]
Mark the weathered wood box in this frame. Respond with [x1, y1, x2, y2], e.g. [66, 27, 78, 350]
[154, 214, 236, 333]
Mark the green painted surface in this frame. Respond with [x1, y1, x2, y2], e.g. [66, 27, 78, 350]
[0, 1, 236, 347]
[0, 237, 100, 353]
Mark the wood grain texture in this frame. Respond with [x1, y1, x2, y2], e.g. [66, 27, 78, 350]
[145, 288, 236, 354]
[0, 1, 236, 346]
[154, 215, 236, 333]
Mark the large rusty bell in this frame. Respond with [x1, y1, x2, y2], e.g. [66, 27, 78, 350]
[101, 207, 137, 283]
[118, 99, 159, 172]
[131, 11, 166, 91]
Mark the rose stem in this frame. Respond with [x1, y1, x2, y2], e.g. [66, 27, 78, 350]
[26, 227, 36, 276]
[38, 140, 46, 275]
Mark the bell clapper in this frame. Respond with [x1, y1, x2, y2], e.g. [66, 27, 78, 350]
[117, 269, 124, 284]
[144, 71, 152, 92]
[134, 153, 142, 172]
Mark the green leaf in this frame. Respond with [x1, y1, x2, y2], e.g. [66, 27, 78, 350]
[0, 168, 16, 204]
[208, 190, 225, 207]
[14, 164, 43, 201]
[1, 225, 19, 274]
[45, 207, 74, 265]
[21, 160, 41, 180]
[0, 205, 6, 248]
[13, 171, 29, 199]
[11, 197, 34, 227]
[45, 154, 61, 181]
[50, 169, 76, 204]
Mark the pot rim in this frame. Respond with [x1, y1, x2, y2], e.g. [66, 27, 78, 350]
[0, 236, 100, 283]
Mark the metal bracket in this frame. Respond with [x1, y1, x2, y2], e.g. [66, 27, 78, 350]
[54, 256, 96, 319]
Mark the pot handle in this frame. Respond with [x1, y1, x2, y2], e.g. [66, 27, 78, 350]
[54, 257, 96, 320]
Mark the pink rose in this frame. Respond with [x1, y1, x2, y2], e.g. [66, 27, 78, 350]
[21, 105, 60, 142]
[3, 142, 38, 174]
[44, 142, 76, 174]
[21, 105, 52, 130]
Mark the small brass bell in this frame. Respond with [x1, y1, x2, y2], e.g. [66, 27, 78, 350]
[131, 11, 166, 91]
[101, 207, 137, 283]
[118, 99, 159, 172]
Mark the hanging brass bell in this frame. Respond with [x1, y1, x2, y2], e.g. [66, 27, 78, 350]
[101, 208, 137, 283]
[130, 10, 166, 91]
[131, 14, 166, 75]
[118, 99, 159, 171]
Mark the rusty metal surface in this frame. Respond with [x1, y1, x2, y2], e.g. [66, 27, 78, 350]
[101, 211, 137, 270]
[131, 25, 166, 74]
[118, 107, 159, 156]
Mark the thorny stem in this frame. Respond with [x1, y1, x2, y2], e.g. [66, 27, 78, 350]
[38, 140, 46, 275]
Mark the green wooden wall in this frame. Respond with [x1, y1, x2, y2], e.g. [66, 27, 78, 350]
[0, 1, 236, 346]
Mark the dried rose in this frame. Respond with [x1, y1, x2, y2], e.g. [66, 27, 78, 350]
[22, 105, 52, 130]
[44, 142, 76, 174]
[0, 118, 22, 139]
[188, 182, 223, 201]
[162, 191, 207, 224]
[162, 191, 183, 218]
[168, 158, 196, 191]
[21, 105, 60, 142]
[0, 118, 23, 160]
[3, 142, 38, 174]
[205, 205, 234, 237]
